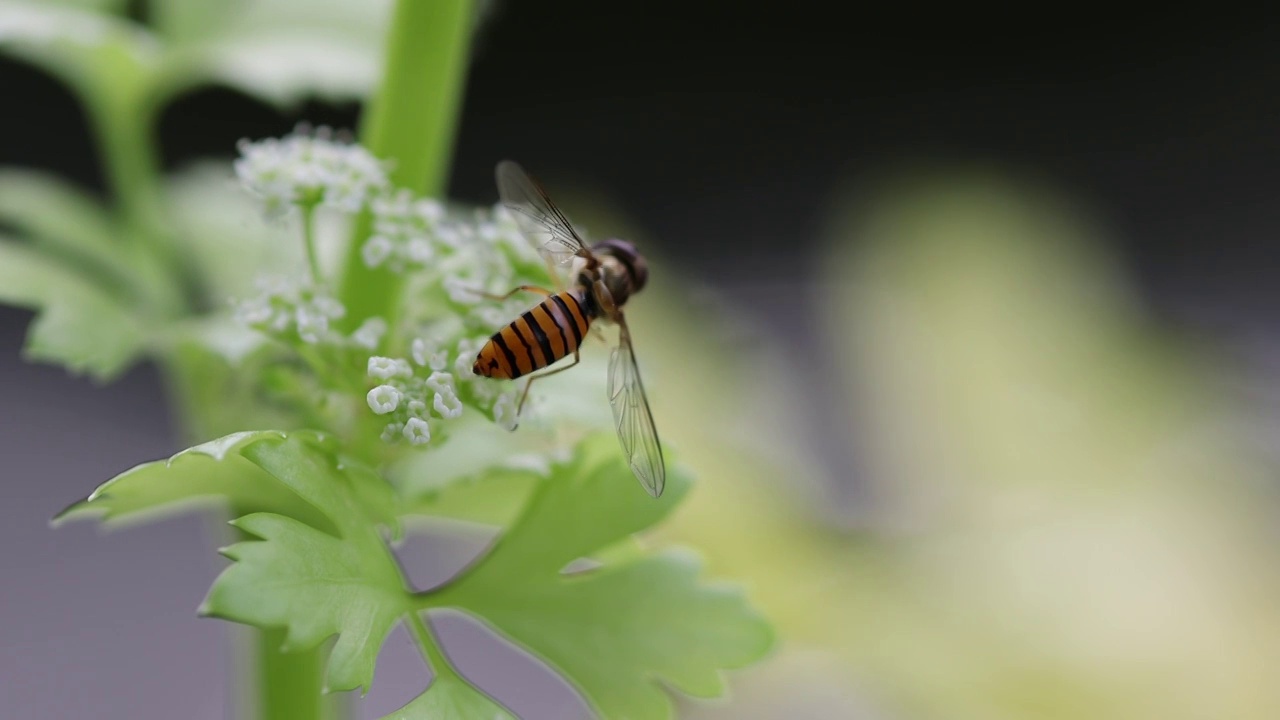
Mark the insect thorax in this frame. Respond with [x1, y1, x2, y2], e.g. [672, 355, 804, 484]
[588, 238, 648, 310]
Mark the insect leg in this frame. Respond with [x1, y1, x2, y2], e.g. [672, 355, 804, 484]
[460, 284, 555, 302]
[510, 351, 581, 429]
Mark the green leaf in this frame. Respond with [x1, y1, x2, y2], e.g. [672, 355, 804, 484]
[202, 512, 405, 694]
[197, 433, 409, 694]
[0, 167, 138, 285]
[401, 465, 540, 528]
[53, 430, 334, 533]
[431, 433, 775, 719]
[382, 674, 514, 720]
[0, 236, 146, 380]
[151, 0, 394, 108]
[0, 3, 160, 103]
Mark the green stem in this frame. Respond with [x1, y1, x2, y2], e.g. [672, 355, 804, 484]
[338, 0, 475, 329]
[84, 75, 190, 315]
[407, 611, 456, 679]
[300, 205, 322, 283]
[256, 627, 345, 720]
[225, 502, 348, 720]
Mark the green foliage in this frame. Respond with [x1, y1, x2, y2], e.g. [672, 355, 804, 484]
[0, 0, 394, 381]
[0, 234, 147, 379]
[433, 435, 774, 719]
[60, 429, 772, 718]
[383, 675, 514, 720]
[54, 430, 334, 531]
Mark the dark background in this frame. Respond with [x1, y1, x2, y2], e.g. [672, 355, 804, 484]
[3, 3, 1278, 717]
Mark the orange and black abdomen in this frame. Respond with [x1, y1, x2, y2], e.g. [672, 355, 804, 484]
[473, 290, 592, 380]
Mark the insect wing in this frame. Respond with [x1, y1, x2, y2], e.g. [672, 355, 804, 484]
[608, 322, 666, 497]
[495, 160, 587, 267]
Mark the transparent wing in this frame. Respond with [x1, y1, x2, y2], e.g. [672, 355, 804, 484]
[495, 159, 588, 267]
[608, 319, 666, 497]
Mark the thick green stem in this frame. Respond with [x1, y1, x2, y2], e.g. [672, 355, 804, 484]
[220, 501, 348, 720]
[255, 628, 346, 720]
[84, 65, 189, 315]
[338, 0, 475, 328]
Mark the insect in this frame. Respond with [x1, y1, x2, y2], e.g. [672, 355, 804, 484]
[471, 160, 666, 497]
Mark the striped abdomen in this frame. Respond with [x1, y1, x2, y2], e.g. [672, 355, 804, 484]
[473, 290, 593, 380]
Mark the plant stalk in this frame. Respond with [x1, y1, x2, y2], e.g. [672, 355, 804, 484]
[255, 627, 346, 720]
[85, 73, 191, 316]
[338, 0, 476, 329]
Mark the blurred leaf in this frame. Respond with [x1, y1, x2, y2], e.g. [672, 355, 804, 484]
[41, 0, 127, 12]
[381, 674, 514, 720]
[554, 170, 1280, 720]
[644, 166, 1280, 720]
[432, 433, 775, 720]
[0, 236, 146, 379]
[152, 0, 393, 108]
[0, 167, 142, 291]
[149, 0, 233, 44]
[163, 161, 303, 304]
[0, 2, 159, 105]
[161, 327, 293, 442]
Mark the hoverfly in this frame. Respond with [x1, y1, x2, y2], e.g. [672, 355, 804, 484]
[470, 160, 666, 497]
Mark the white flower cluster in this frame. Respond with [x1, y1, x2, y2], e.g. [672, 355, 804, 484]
[235, 275, 386, 348]
[362, 196, 544, 291]
[365, 337, 522, 446]
[361, 190, 452, 272]
[234, 124, 389, 216]
[227, 126, 567, 446]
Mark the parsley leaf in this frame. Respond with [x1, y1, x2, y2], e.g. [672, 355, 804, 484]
[382, 674, 514, 720]
[197, 432, 409, 694]
[202, 511, 404, 694]
[427, 433, 775, 719]
[54, 429, 399, 541]
[58, 428, 773, 718]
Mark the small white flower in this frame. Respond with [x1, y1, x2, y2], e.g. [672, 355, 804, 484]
[310, 295, 346, 320]
[235, 125, 388, 215]
[367, 356, 412, 380]
[427, 372, 463, 419]
[407, 399, 428, 418]
[235, 273, 347, 346]
[235, 298, 273, 326]
[411, 338, 451, 371]
[405, 238, 434, 264]
[361, 235, 394, 268]
[434, 391, 463, 419]
[493, 392, 519, 431]
[380, 422, 404, 442]
[366, 384, 401, 414]
[425, 371, 455, 392]
[415, 198, 445, 223]
[351, 317, 387, 350]
[454, 337, 484, 377]
[402, 417, 431, 445]
[295, 306, 329, 344]
[410, 338, 430, 366]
